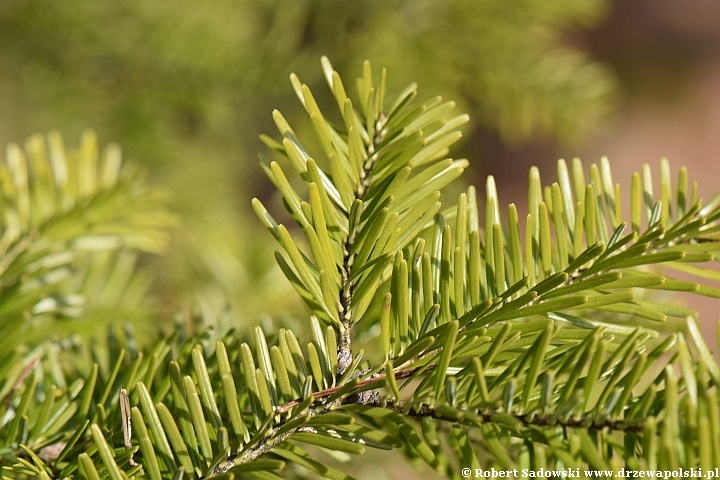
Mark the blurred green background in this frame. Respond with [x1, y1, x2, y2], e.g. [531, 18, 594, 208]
[2, 0, 720, 343]
[3, 0, 720, 477]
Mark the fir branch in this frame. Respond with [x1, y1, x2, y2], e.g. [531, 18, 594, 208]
[337, 112, 388, 374]
[215, 115, 393, 476]
[370, 400, 646, 434]
[7, 57, 720, 480]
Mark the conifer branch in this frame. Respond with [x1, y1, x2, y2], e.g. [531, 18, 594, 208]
[337, 113, 388, 375]
[6, 58, 720, 480]
[371, 400, 646, 433]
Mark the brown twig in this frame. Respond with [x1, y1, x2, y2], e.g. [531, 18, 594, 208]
[277, 364, 429, 413]
[372, 400, 646, 433]
[336, 115, 387, 375]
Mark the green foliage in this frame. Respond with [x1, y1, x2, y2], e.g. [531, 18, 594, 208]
[0, 0, 618, 331]
[3, 59, 720, 479]
[0, 131, 174, 399]
[0, 0, 614, 148]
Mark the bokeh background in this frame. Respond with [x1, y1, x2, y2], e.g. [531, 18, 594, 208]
[1, 1, 719, 475]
